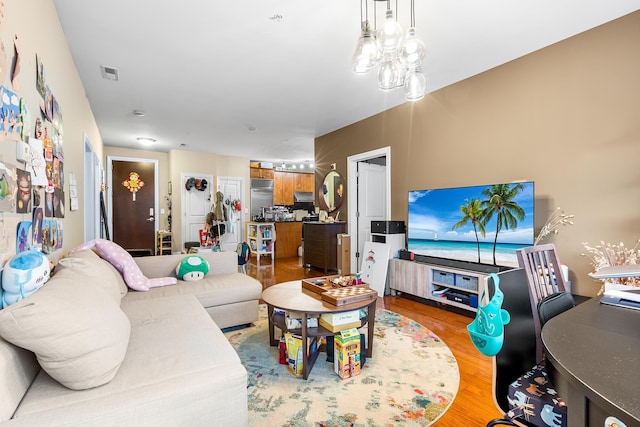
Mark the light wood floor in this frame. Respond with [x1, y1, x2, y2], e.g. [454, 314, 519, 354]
[247, 256, 502, 426]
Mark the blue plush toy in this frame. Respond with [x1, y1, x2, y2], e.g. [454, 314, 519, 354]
[2, 250, 51, 308]
[175, 255, 210, 281]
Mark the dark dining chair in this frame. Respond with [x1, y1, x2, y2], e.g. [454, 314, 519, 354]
[485, 268, 571, 427]
[516, 243, 568, 363]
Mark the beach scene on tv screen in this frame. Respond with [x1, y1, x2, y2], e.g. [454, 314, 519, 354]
[408, 182, 534, 267]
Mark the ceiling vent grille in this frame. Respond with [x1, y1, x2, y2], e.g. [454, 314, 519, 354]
[100, 65, 119, 81]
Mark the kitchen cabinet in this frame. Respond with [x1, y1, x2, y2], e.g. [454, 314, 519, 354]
[274, 171, 315, 205]
[295, 173, 315, 193]
[274, 171, 294, 205]
[250, 167, 274, 179]
[303, 222, 347, 273]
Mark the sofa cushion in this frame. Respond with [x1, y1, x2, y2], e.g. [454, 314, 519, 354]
[57, 249, 127, 301]
[123, 273, 263, 308]
[135, 251, 238, 278]
[0, 337, 39, 422]
[0, 265, 131, 390]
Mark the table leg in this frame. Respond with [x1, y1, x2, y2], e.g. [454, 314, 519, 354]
[267, 304, 278, 346]
[366, 300, 376, 358]
[301, 315, 309, 380]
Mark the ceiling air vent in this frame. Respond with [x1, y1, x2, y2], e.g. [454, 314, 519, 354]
[100, 65, 119, 81]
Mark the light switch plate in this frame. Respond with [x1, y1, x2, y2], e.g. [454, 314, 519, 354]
[16, 141, 29, 162]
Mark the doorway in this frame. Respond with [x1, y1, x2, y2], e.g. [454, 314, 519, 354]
[83, 135, 103, 241]
[181, 173, 213, 249]
[217, 176, 245, 252]
[347, 147, 391, 272]
[107, 157, 158, 255]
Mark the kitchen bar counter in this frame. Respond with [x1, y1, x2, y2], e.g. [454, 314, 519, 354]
[302, 222, 347, 273]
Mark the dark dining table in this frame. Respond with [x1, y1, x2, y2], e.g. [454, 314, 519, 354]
[542, 295, 640, 427]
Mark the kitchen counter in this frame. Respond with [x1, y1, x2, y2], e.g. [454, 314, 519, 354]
[274, 221, 302, 258]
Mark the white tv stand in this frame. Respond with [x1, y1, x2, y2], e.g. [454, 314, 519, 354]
[389, 258, 490, 313]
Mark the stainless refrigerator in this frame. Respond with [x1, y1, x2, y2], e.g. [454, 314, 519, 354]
[250, 179, 274, 219]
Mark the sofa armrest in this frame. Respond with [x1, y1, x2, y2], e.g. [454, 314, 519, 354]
[135, 251, 238, 278]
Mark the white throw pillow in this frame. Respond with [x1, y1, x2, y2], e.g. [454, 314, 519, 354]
[0, 266, 131, 390]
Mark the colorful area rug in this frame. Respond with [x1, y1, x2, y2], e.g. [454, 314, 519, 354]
[224, 305, 459, 426]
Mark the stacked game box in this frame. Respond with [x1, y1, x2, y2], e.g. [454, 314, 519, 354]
[334, 328, 361, 379]
[319, 309, 361, 332]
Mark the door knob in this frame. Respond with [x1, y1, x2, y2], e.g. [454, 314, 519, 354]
[146, 217, 154, 222]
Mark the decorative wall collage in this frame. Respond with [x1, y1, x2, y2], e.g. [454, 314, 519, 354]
[0, 7, 65, 265]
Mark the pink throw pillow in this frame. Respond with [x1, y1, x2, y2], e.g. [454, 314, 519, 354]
[70, 239, 177, 291]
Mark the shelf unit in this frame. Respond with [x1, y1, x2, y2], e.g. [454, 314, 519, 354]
[389, 258, 488, 312]
[156, 231, 172, 255]
[247, 222, 275, 267]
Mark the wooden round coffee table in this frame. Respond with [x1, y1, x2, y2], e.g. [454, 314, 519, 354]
[262, 280, 377, 379]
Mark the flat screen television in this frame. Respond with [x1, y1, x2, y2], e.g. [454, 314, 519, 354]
[408, 181, 534, 269]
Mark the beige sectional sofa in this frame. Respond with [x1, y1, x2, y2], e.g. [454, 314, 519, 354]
[0, 249, 263, 426]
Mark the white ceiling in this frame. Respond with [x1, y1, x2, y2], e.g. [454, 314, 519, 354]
[53, 0, 639, 163]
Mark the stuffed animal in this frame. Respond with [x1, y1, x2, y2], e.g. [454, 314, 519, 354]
[175, 255, 210, 281]
[2, 249, 51, 308]
[70, 239, 177, 291]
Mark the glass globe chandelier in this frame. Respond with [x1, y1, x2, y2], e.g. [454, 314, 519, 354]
[352, 0, 427, 101]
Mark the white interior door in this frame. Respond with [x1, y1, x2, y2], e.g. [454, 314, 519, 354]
[181, 173, 213, 248]
[356, 162, 387, 270]
[217, 176, 244, 252]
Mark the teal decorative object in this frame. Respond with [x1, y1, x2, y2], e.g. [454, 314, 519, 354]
[467, 273, 511, 356]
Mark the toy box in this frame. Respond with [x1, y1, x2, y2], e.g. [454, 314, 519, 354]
[333, 328, 361, 379]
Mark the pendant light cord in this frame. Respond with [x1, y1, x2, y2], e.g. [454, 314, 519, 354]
[410, 0, 415, 28]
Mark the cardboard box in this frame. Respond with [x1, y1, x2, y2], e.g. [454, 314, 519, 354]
[334, 328, 361, 379]
[284, 333, 317, 377]
[320, 310, 360, 325]
[337, 234, 350, 275]
[319, 318, 361, 333]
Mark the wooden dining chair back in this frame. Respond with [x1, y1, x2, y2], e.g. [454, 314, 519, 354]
[516, 243, 567, 362]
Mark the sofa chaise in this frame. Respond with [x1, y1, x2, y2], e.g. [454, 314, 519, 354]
[0, 248, 263, 426]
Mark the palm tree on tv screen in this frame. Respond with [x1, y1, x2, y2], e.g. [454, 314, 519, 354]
[452, 198, 486, 263]
[481, 183, 526, 264]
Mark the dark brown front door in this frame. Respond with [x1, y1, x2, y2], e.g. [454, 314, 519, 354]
[112, 160, 155, 254]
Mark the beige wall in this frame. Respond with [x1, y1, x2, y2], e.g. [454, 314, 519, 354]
[316, 11, 640, 296]
[101, 148, 250, 253]
[0, 0, 103, 263]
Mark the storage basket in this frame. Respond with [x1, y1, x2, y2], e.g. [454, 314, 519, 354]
[432, 270, 455, 286]
[455, 274, 478, 291]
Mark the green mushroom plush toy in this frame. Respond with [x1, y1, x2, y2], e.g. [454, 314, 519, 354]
[175, 255, 210, 281]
